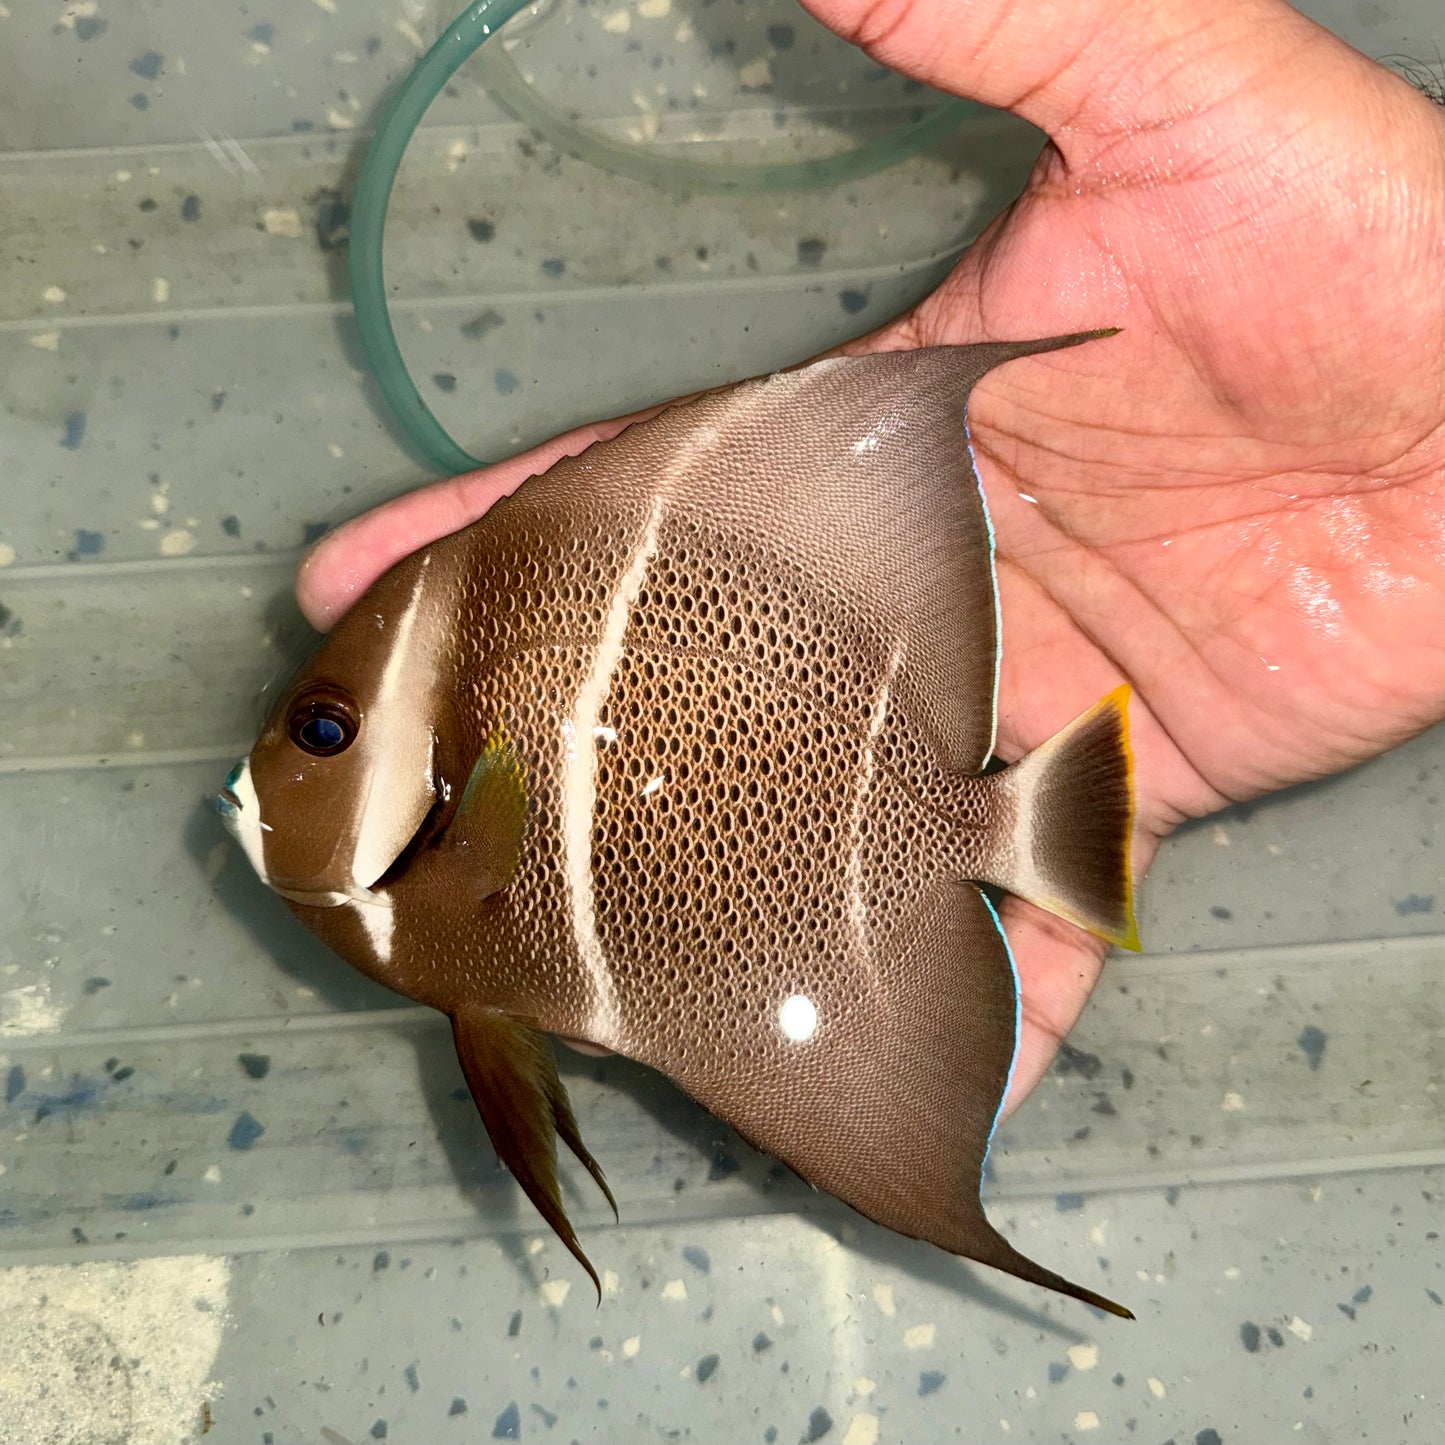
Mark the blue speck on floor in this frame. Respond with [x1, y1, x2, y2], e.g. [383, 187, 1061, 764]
[129, 94, 149, 111]
[432, 372, 458, 394]
[238, 1053, 270, 1079]
[249, 23, 276, 46]
[1055, 1191, 1086, 1212]
[682, 1244, 711, 1273]
[839, 289, 869, 315]
[507, 1309, 521, 1336]
[449, 1397, 468, 1416]
[918, 1370, 946, 1396]
[181, 193, 201, 223]
[1353, 1284, 1373, 1304]
[4, 1065, 24, 1105]
[72, 528, 105, 556]
[796, 237, 826, 266]
[468, 218, 496, 243]
[221, 514, 241, 537]
[1393, 893, 1435, 915]
[494, 368, 520, 396]
[1427, 1288, 1442, 1306]
[1209, 905, 1233, 920]
[1240, 1321, 1261, 1352]
[313, 189, 350, 251]
[492, 1401, 521, 1439]
[404, 1363, 420, 1392]
[109, 1065, 134, 1082]
[767, 23, 796, 48]
[695, 1353, 720, 1383]
[1047, 1361, 1069, 1384]
[801, 1406, 832, 1442]
[82, 976, 110, 994]
[374, 1250, 390, 1271]
[764, 1430, 777, 1445]
[540, 257, 565, 278]
[530, 1404, 558, 1427]
[60, 412, 87, 449]
[226, 1110, 265, 1150]
[301, 522, 329, 545]
[752, 1332, 772, 1352]
[130, 51, 165, 80]
[461, 309, 505, 340]
[708, 1149, 741, 1181]
[1296, 1024, 1327, 1070]
[1195, 1429, 1223, 1445]
[75, 15, 108, 39]
[370, 1420, 387, 1440]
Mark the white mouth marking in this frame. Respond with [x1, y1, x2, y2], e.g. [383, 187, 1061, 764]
[563, 497, 665, 1043]
[221, 759, 271, 885]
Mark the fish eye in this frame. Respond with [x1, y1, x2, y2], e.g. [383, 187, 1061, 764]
[287, 689, 359, 757]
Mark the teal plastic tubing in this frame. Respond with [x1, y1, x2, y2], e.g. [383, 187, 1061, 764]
[348, 0, 972, 476]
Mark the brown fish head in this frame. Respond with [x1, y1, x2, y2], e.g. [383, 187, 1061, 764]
[220, 547, 460, 908]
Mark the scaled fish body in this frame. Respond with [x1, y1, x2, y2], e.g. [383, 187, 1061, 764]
[222, 336, 1138, 1316]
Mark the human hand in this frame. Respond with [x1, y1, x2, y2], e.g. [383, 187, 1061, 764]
[298, 0, 1443, 1111]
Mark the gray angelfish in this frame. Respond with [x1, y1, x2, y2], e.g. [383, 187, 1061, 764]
[221, 332, 1138, 1317]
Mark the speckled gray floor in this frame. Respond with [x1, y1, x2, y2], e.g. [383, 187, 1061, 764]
[1, 3, 1441, 1444]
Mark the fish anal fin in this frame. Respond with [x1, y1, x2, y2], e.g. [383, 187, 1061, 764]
[444, 728, 529, 897]
[451, 1008, 615, 1299]
[981, 685, 1140, 949]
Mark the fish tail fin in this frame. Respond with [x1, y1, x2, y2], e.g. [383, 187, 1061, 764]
[986, 686, 1140, 950]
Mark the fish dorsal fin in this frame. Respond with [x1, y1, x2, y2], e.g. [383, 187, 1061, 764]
[451, 1009, 618, 1298]
[514, 332, 1112, 772]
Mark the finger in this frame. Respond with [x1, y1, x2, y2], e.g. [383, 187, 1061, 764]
[296, 405, 673, 631]
[795, 0, 1335, 145]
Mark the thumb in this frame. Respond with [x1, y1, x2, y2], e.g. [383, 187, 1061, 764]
[797, 0, 1341, 148]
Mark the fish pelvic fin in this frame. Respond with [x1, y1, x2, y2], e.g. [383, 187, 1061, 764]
[451, 1008, 618, 1302]
[445, 727, 529, 895]
[985, 685, 1140, 950]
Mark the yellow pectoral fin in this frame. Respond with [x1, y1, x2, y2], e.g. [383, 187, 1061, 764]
[445, 727, 529, 895]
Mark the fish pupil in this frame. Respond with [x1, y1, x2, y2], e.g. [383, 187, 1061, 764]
[301, 717, 345, 751]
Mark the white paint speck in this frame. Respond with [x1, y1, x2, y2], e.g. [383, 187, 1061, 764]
[445, 138, 468, 174]
[602, 1269, 620, 1296]
[601, 8, 631, 32]
[149, 489, 170, 516]
[151, 277, 171, 304]
[770, 1305, 784, 1326]
[903, 1322, 935, 1349]
[0, 543, 15, 569]
[674, 20, 694, 42]
[841, 1415, 878, 1445]
[852, 1378, 875, 1396]
[1147, 1376, 1166, 1399]
[159, 528, 196, 557]
[526, 1237, 545, 1256]
[28, 331, 61, 352]
[312, 0, 337, 12]
[622, 1335, 641, 1358]
[0, 1256, 228, 1444]
[1, 983, 65, 1036]
[1287, 1315, 1313, 1341]
[1212, 823, 1231, 847]
[325, 109, 356, 130]
[1075, 1411, 1100, 1431]
[1089, 1219, 1109, 1247]
[328, 442, 345, 458]
[660, 1279, 687, 1302]
[540, 1279, 571, 1308]
[871, 1282, 895, 1317]
[1222, 1091, 1245, 1112]
[738, 57, 773, 88]
[204, 843, 231, 882]
[202, 1165, 222, 1184]
[1224, 1266, 1241, 1279]
[262, 207, 304, 238]
[1067, 1343, 1099, 1371]
[395, 17, 426, 50]
[41, 285, 68, 305]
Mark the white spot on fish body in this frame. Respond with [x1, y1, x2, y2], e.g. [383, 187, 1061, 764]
[220, 759, 271, 886]
[349, 893, 394, 964]
[777, 994, 818, 1042]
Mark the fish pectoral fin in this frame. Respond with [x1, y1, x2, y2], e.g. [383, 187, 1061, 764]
[444, 728, 529, 896]
[451, 1007, 617, 1299]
